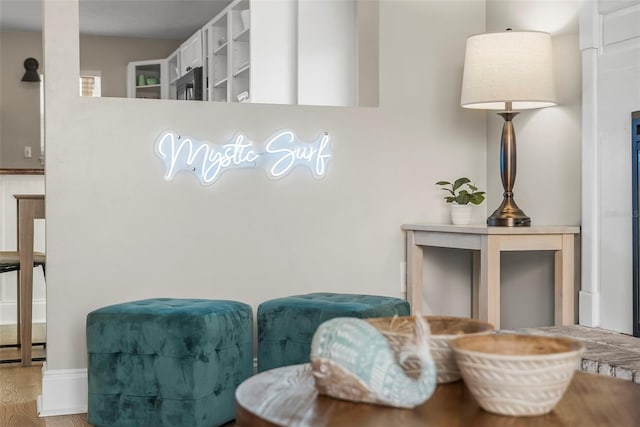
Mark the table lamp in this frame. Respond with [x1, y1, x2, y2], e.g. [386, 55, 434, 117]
[460, 30, 556, 226]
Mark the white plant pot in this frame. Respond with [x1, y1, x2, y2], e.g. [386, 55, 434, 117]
[450, 204, 472, 225]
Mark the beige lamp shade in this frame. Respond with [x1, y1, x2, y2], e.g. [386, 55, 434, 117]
[460, 31, 556, 110]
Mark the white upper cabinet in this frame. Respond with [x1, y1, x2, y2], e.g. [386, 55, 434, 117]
[202, 0, 252, 103]
[126, 59, 168, 99]
[167, 48, 181, 100]
[179, 30, 203, 74]
[204, 11, 230, 102]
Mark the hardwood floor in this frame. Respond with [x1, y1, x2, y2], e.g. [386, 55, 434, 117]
[0, 323, 90, 426]
[0, 365, 91, 426]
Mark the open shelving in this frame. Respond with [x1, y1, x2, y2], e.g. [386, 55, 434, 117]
[128, 0, 308, 104]
[201, 0, 251, 103]
[127, 60, 168, 99]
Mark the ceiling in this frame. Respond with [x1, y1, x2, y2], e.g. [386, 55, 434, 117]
[0, 0, 232, 40]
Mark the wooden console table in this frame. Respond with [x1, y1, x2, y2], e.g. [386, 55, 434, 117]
[236, 364, 640, 426]
[402, 224, 580, 329]
[15, 194, 45, 366]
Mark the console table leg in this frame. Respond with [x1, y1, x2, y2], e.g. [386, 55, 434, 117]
[555, 234, 575, 325]
[472, 251, 480, 319]
[480, 236, 501, 329]
[406, 231, 424, 315]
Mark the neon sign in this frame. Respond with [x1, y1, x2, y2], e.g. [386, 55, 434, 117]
[155, 130, 331, 185]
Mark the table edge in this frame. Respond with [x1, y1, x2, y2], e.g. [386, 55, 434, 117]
[402, 223, 580, 235]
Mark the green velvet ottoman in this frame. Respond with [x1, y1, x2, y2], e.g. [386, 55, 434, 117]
[86, 298, 253, 427]
[257, 292, 410, 372]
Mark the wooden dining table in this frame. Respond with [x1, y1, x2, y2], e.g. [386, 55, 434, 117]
[15, 194, 45, 367]
[236, 363, 640, 426]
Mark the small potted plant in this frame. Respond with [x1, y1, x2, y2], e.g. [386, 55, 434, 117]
[436, 177, 485, 225]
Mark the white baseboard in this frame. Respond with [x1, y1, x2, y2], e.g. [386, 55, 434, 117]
[37, 358, 258, 417]
[579, 290, 600, 327]
[37, 363, 88, 417]
[0, 300, 46, 325]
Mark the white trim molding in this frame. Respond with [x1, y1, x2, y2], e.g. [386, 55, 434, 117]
[579, 0, 601, 327]
[0, 300, 46, 325]
[37, 364, 87, 417]
[579, 0, 640, 333]
[579, 290, 600, 326]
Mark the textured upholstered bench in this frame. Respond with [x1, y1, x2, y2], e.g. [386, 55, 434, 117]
[86, 298, 253, 427]
[257, 292, 410, 372]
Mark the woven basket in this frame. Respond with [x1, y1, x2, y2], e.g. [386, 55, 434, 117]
[366, 315, 494, 383]
[449, 334, 585, 416]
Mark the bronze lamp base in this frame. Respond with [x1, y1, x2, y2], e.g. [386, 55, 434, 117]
[489, 106, 531, 227]
[487, 193, 531, 226]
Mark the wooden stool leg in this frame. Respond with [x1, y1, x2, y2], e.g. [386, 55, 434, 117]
[16, 269, 21, 347]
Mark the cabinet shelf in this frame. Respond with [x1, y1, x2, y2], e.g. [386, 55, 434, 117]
[234, 27, 250, 42]
[213, 77, 228, 88]
[234, 63, 250, 77]
[213, 42, 228, 55]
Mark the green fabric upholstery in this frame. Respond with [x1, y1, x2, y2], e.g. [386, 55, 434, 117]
[86, 298, 253, 427]
[257, 292, 410, 372]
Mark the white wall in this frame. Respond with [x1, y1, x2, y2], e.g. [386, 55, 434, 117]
[40, 0, 584, 374]
[80, 34, 180, 98]
[250, 0, 297, 104]
[485, 0, 582, 329]
[0, 30, 182, 169]
[357, 0, 380, 107]
[0, 31, 44, 169]
[581, 0, 640, 334]
[391, 1, 490, 319]
[43, 0, 486, 378]
[38, 0, 592, 414]
[251, 0, 379, 106]
[297, 0, 357, 106]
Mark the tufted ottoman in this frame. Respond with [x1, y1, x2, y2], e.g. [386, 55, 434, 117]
[257, 292, 410, 372]
[86, 298, 253, 427]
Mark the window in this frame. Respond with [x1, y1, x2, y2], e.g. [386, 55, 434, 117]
[79, 71, 101, 97]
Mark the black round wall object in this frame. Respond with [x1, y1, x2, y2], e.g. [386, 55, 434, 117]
[24, 57, 39, 71]
[21, 57, 41, 82]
